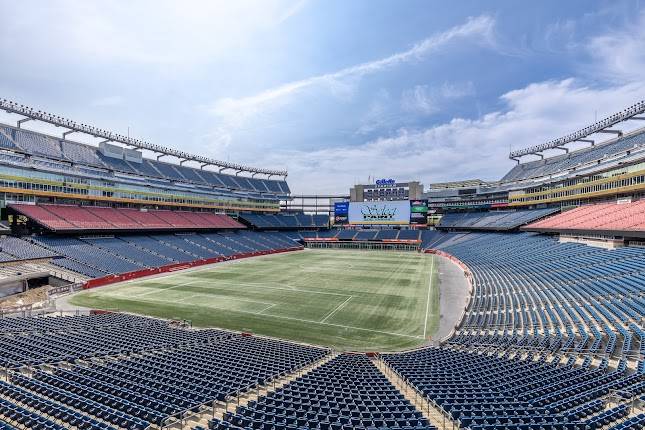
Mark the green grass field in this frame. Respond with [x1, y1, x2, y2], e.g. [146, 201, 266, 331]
[70, 249, 439, 351]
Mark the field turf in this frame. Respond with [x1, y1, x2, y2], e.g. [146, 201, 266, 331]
[70, 249, 439, 351]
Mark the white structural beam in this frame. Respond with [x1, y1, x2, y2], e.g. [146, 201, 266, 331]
[509, 100, 645, 159]
[0, 98, 287, 177]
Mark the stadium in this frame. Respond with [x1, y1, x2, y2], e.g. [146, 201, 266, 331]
[1, 3, 645, 430]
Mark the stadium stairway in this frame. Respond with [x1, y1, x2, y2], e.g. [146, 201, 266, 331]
[373, 357, 457, 430]
[188, 352, 339, 429]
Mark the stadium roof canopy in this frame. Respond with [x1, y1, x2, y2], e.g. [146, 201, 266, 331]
[0, 98, 287, 178]
[509, 99, 645, 162]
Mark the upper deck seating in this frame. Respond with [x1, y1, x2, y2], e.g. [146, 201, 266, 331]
[525, 200, 645, 234]
[10, 204, 244, 232]
[501, 130, 645, 182]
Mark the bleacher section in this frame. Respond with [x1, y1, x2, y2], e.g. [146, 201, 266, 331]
[0, 313, 328, 429]
[211, 354, 434, 430]
[524, 201, 645, 236]
[0, 313, 641, 430]
[502, 130, 645, 182]
[429, 232, 645, 367]
[437, 208, 559, 231]
[240, 213, 329, 229]
[383, 348, 644, 430]
[0, 124, 290, 198]
[31, 231, 302, 278]
[0, 237, 57, 262]
[0, 314, 328, 429]
[10, 204, 244, 232]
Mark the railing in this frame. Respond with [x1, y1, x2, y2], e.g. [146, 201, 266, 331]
[47, 282, 83, 298]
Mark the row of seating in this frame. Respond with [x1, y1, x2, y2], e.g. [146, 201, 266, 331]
[10, 204, 244, 231]
[430, 232, 644, 364]
[210, 354, 434, 430]
[0, 236, 57, 262]
[0, 380, 116, 430]
[0, 124, 290, 197]
[7, 333, 328, 427]
[437, 208, 559, 231]
[525, 200, 645, 233]
[31, 230, 300, 278]
[0, 315, 230, 368]
[383, 347, 645, 430]
[501, 129, 645, 182]
[0, 312, 155, 333]
[240, 214, 329, 229]
[0, 312, 642, 429]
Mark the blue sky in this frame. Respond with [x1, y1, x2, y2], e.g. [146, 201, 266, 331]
[1, 0, 644, 193]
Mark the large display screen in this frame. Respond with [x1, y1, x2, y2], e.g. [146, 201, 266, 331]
[348, 200, 410, 225]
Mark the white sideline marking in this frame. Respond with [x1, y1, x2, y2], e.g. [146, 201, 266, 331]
[320, 296, 353, 323]
[423, 256, 435, 339]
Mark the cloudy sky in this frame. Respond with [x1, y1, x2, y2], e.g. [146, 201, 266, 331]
[1, 0, 644, 193]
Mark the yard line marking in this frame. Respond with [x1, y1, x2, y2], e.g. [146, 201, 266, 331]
[320, 296, 353, 323]
[423, 256, 435, 339]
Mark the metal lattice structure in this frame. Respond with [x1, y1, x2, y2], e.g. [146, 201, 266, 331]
[509, 100, 645, 161]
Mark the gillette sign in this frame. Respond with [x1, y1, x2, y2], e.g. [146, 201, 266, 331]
[375, 178, 396, 186]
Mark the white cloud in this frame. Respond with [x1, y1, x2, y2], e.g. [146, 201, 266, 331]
[401, 85, 438, 115]
[208, 15, 496, 125]
[265, 78, 645, 194]
[0, 0, 306, 66]
[586, 10, 645, 82]
[401, 82, 475, 115]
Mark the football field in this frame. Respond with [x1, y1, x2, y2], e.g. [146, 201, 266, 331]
[70, 249, 439, 351]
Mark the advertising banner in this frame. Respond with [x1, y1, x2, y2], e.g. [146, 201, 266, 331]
[410, 199, 428, 225]
[334, 201, 349, 225]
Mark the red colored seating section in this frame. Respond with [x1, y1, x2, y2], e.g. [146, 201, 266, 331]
[525, 200, 645, 232]
[10, 204, 245, 231]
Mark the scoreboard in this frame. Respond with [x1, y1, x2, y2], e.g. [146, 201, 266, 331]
[348, 200, 411, 225]
[334, 199, 428, 226]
